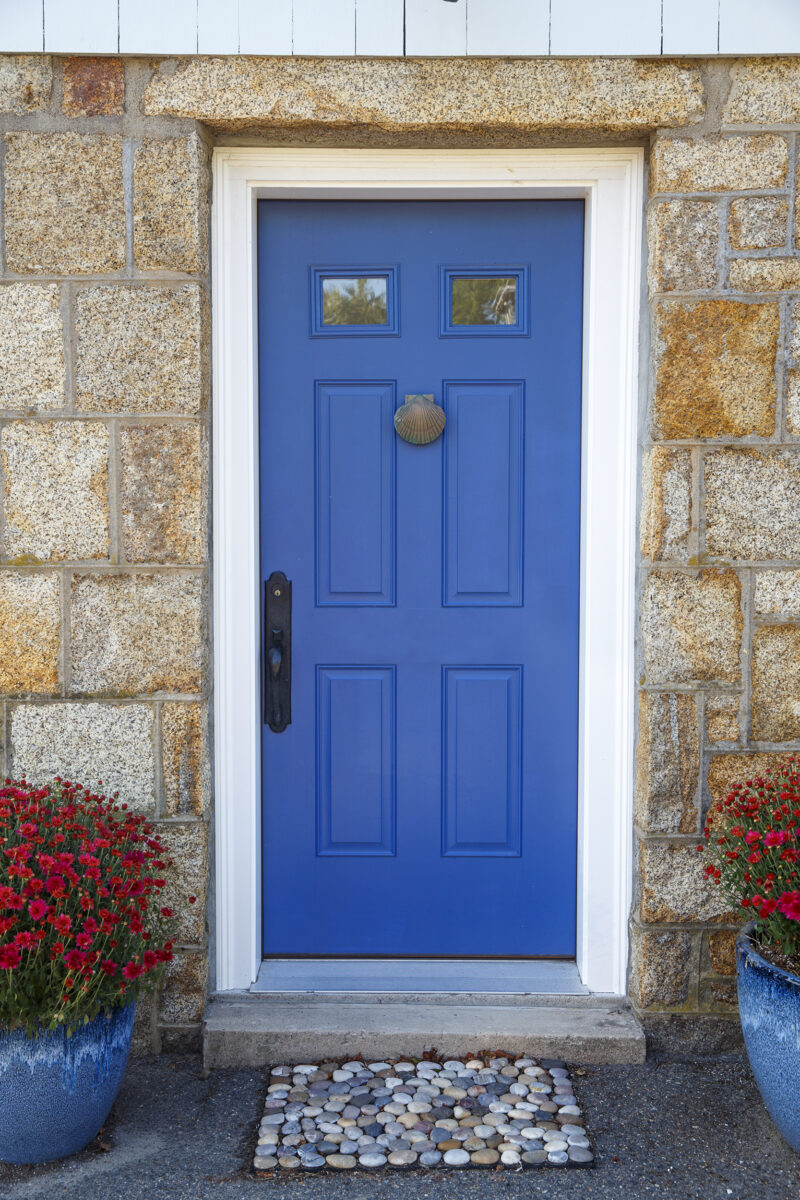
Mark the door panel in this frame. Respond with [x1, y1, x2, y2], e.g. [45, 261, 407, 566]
[442, 666, 522, 857]
[258, 199, 584, 957]
[315, 382, 396, 605]
[316, 666, 396, 857]
[443, 380, 524, 606]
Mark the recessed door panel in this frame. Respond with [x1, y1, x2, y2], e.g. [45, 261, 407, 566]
[316, 666, 396, 856]
[315, 382, 396, 606]
[443, 666, 522, 856]
[444, 381, 524, 606]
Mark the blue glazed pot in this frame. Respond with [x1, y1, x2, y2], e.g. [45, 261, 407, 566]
[737, 924, 800, 1153]
[0, 1002, 135, 1164]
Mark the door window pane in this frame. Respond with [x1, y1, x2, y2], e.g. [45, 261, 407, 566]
[451, 276, 517, 325]
[322, 276, 388, 325]
[440, 267, 529, 337]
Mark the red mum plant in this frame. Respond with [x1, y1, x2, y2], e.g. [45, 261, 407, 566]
[701, 756, 800, 966]
[0, 778, 179, 1037]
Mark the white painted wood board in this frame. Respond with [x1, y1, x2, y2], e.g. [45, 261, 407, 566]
[2, 0, 44, 52]
[662, 0, 719, 54]
[719, 0, 800, 54]
[198, 0, 239, 54]
[467, 0, 549, 56]
[550, 0, 662, 55]
[292, 0, 356, 55]
[238, 0, 293, 55]
[9, 0, 800, 58]
[355, 0, 404, 56]
[45, 0, 118, 53]
[118, 0, 198, 54]
[405, 0, 467, 56]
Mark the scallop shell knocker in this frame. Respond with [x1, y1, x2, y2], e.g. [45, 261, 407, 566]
[393, 394, 446, 445]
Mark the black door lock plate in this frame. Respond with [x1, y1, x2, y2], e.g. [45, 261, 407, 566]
[264, 571, 292, 732]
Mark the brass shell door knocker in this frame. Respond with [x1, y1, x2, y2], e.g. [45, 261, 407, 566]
[393, 394, 446, 445]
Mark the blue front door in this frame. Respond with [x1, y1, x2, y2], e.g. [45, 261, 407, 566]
[258, 199, 583, 957]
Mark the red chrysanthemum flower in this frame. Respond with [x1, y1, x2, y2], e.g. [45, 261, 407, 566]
[0, 944, 22, 970]
[778, 891, 800, 922]
[0, 777, 180, 1036]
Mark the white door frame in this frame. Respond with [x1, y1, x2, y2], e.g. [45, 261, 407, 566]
[211, 147, 643, 996]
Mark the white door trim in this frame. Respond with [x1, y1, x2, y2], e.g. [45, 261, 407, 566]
[211, 147, 643, 996]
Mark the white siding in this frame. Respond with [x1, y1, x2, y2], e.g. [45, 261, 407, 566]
[550, 0, 661, 55]
[45, 0, 118, 53]
[467, 0, 549, 56]
[4, 0, 800, 57]
[2, 0, 43, 52]
[293, 0, 356, 55]
[356, 0, 404, 55]
[118, 0, 197, 54]
[405, 0, 467, 56]
[238, 0, 293, 55]
[662, 0, 718, 55]
[198, 0, 239, 54]
[719, 0, 800, 55]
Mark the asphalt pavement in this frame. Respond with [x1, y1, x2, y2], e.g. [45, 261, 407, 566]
[1, 1051, 799, 1200]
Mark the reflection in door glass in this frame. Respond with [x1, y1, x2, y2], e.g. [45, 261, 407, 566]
[451, 276, 517, 325]
[322, 276, 388, 325]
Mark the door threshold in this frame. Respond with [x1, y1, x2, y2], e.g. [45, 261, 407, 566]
[252, 958, 588, 996]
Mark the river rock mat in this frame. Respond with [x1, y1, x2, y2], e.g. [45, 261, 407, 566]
[253, 1054, 593, 1172]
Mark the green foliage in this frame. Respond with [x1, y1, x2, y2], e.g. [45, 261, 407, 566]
[451, 277, 516, 326]
[323, 277, 387, 325]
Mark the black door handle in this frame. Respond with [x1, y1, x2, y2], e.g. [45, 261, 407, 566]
[264, 573, 291, 732]
[267, 631, 283, 728]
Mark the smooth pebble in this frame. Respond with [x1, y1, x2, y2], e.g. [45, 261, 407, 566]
[253, 1156, 277, 1171]
[443, 1148, 471, 1166]
[548, 1150, 569, 1165]
[258, 1058, 591, 1172]
[569, 1147, 594, 1163]
[359, 1152, 388, 1167]
[388, 1150, 418, 1166]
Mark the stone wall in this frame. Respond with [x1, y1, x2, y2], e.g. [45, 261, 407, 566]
[635, 63, 800, 1049]
[3, 51, 800, 1050]
[0, 56, 211, 1052]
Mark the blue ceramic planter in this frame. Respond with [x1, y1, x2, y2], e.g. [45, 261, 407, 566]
[737, 924, 800, 1153]
[0, 1003, 135, 1164]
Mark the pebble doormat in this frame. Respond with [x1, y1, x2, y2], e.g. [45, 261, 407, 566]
[253, 1054, 594, 1172]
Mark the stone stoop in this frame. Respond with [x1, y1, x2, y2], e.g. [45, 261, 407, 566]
[202, 995, 646, 1068]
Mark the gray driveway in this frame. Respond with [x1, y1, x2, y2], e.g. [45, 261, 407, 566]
[1, 1053, 799, 1200]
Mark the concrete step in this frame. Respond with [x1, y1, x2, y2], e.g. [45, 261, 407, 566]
[203, 995, 646, 1068]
